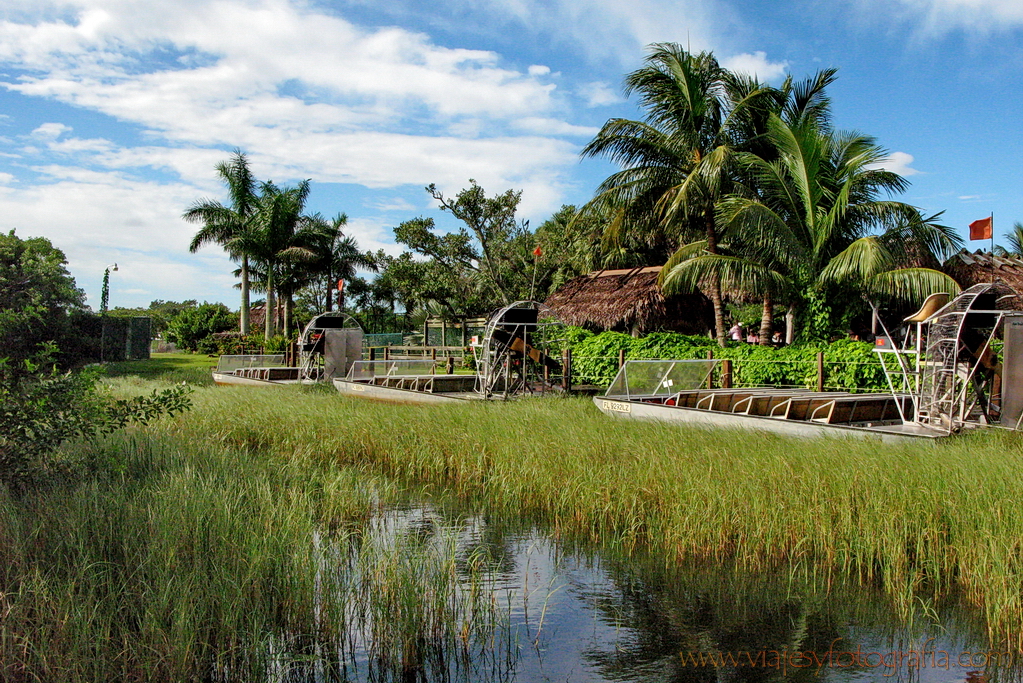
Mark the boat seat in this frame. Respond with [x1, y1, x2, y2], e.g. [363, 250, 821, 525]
[810, 396, 898, 424]
[904, 292, 950, 323]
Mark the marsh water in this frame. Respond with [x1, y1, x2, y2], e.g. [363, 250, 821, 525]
[322, 498, 1016, 683]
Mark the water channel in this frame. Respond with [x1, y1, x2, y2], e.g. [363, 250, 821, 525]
[303, 497, 1016, 683]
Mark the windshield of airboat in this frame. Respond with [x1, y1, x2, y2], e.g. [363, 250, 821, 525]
[216, 354, 287, 373]
[605, 359, 718, 399]
[346, 359, 439, 381]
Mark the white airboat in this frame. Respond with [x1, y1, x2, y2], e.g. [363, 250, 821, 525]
[332, 301, 568, 403]
[212, 313, 363, 387]
[594, 283, 1023, 441]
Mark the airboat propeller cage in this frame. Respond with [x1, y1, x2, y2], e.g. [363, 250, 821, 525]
[875, 283, 1023, 433]
[299, 312, 363, 381]
[475, 301, 567, 399]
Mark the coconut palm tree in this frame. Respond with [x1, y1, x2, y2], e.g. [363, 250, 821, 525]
[305, 213, 378, 312]
[581, 44, 777, 346]
[995, 222, 1023, 257]
[184, 150, 258, 335]
[663, 115, 962, 341]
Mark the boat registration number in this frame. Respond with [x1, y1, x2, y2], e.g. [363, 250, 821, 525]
[601, 400, 632, 414]
[350, 384, 365, 392]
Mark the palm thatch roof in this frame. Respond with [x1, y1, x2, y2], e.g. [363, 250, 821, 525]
[248, 302, 287, 331]
[945, 250, 1023, 310]
[545, 266, 713, 334]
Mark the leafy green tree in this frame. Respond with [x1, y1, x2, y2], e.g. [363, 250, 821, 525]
[995, 222, 1023, 257]
[165, 302, 236, 352]
[0, 230, 87, 379]
[184, 150, 259, 335]
[395, 181, 537, 314]
[581, 44, 776, 346]
[664, 116, 961, 341]
[230, 180, 318, 337]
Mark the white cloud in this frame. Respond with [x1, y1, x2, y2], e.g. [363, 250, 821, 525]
[577, 81, 623, 107]
[720, 51, 788, 82]
[366, 198, 418, 212]
[528, 64, 551, 76]
[871, 0, 1023, 29]
[958, 194, 981, 200]
[30, 122, 71, 139]
[512, 117, 599, 137]
[868, 151, 921, 176]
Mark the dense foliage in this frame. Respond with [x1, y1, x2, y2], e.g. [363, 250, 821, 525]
[566, 328, 886, 391]
[0, 231, 193, 488]
[164, 303, 236, 352]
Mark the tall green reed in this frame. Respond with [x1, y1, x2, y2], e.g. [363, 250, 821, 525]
[0, 425, 509, 681]
[146, 381, 1023, 650]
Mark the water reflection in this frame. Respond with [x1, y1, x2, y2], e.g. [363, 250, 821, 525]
[367, 499, 1021, 683]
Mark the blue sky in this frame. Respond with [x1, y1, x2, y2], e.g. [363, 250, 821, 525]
[0, 0, 1020, 310]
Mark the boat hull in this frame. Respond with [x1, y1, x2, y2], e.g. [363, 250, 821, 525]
[333, 378, 475, 404]
[593, 396, 944, 443]
[212, 372, 305, 387]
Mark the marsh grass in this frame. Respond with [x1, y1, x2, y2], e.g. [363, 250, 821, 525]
[141, 381, 1023, 649]
[103, 351, 216, 385]
[0, 425, 508, 681]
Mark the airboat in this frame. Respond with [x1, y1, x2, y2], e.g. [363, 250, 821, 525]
[212, 313, 363, 387]
[594, 283, 1023, 442]
[332, 301, 567, 403]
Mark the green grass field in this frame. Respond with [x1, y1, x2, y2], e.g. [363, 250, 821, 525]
[104, 351, 217, 385]
[5, 369, 1023, 680]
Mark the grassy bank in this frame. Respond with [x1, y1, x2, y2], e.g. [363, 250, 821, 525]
[139, 381, 1023, 648]
[0, 422, 504, 681]
[104, 351, 216, 385]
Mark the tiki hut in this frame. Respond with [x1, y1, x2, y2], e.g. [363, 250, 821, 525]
[945, 250, 1023, 310]
[545, 266, 713, 335]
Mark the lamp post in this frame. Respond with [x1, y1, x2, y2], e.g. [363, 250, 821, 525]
[100, 263, 118, 315]
[100, 263, 118, 362]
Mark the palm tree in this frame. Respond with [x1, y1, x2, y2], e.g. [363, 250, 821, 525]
[306, 213, 378, 312]
[184, 150, 258, 335]
[229, 180, 318, 339]
[581, 44, 776, 346]
[663, 115, 962, 341]
[995, 222, 1023, 257]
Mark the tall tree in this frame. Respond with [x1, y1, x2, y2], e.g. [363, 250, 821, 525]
[230, 180, 317, 338]
[581, 44, 775, 346]
[306, 213, 378, 312]
[394, 181, 533, 314]
[664, 115, 961, 341]
[184, 149, 258, 335]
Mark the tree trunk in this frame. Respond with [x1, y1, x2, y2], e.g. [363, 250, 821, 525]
[785, 303, 797, 345]
[759, 294, 773, 345]
[240, 255, 250, 335]
[283, 295, 293, 337]
[705, 209, 727, 348]
[324, 276, 333, 312]
[265, 278, 275, 339]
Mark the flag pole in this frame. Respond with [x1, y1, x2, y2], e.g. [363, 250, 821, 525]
[991, 212, 995, 286]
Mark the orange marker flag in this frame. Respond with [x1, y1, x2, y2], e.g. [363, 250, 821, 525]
[970, 216, 993, 241]
[532, 246, 543, 257]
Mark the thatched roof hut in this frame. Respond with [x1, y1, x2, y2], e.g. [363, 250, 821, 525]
[945, 250, 1023, 310]
[248, 302, 287, 331]
[545, 266, 713, 335]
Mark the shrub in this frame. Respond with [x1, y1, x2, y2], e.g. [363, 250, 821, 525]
[565, 327, 887, 392]
[165, 303, 236, 352]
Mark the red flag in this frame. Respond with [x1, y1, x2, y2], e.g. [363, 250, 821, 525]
[532, 246, 543, 257]
[969, 216, 993, 241]
[337, 279, 344, 292]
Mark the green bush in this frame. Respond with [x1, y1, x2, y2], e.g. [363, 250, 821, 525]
[566, 327, 887, 391]
[165, 303, 236, 352]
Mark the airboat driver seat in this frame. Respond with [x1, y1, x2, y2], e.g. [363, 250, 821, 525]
[904, 292, 950, 324]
